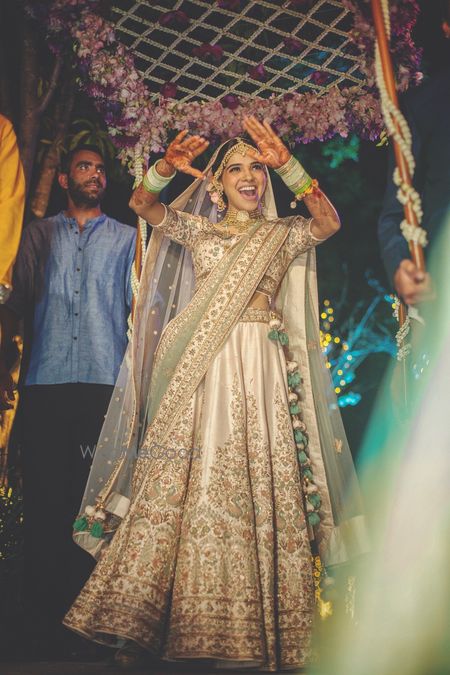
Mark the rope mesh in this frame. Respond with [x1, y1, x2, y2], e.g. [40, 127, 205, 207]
[111, 0, 366, 102]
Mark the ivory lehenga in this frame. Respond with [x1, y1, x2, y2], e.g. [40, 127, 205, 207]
[64, 145, 368, 671]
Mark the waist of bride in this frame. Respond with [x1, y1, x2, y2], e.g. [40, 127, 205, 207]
[239, 306, 281, 324]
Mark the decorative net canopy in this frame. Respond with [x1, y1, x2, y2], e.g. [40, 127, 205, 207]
[25, 0, 421, 158]
[111, 0, 366, 102]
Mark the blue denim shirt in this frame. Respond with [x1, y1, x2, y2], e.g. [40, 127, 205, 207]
[7, 211, 136, 385]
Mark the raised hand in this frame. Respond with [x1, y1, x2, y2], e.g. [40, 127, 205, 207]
[243, 115, 291, 169]
[164, 130, 209, 179]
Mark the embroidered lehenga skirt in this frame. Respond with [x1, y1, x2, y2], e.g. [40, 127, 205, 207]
[64, 308, 315, 671]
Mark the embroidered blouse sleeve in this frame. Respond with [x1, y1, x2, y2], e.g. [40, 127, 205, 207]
[152, 205, 210, 249]
[284, 215, 326, 256]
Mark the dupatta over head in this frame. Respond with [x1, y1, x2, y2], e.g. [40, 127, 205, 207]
[75, 140, 368, 567]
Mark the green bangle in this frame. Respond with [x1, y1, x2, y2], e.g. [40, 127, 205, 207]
[143, 173, 162, 194]
[142, 161, 176, 194]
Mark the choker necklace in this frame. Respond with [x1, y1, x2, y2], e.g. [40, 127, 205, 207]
[215, 208, 262, 238]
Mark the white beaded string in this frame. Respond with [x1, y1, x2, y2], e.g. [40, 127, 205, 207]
[374, 0, 426, 361]
[392, 297, 411, 361]
[127, 147, 149, 339]
[374, 0, 427, 247]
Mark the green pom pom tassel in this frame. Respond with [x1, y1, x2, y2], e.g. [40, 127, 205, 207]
[90, 521, 104, 539]
[298, 450, 308, 464]
[268, 329, 279, 341]
[279, 332, 289, 346]
[294, 429, 305, 443]
[289, 403, 300, 415]
[308, 512, 321, 527]
[307, 493, 322, 509]
[288, 372, 301, 387]
[73, 516, 88, 532]
[303, 468, 313, 480]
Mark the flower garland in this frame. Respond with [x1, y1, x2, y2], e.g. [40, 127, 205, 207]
[27, 0, 421, 168]
[342, 0, 422, 91]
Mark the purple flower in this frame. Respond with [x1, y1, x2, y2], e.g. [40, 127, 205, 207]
[248, 64, 267, 81]
[192, 43, 224, 62]
[310, 71, 329, 86]
[160, 82, 178, 99]
[288, 0, 314, 10]
[283, 37, 304, 55]
[113, 134, 141, 149]
[158, 10, 190, 29]
[218, 0, 240, 9]
[221, 94, 240, 110]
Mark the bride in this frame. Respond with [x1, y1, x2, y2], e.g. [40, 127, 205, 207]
[64, 116, 367, 671]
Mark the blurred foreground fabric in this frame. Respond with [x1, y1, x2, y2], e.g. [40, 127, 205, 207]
[313, 210, 450, 675]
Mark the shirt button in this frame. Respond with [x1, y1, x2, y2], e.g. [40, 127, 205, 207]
[76, 268, 80, 272]
[78, 247, 82, 252]
[75, 290, 79, 294]
[74, 312, 79, 316]
[73, 336, 78, 340]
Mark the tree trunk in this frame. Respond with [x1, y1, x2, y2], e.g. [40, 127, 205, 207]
[30, 76, 75, 218]
[0, 5, 12, 119]
[18, 14, 62, 198]
[18, 18, 40, 192]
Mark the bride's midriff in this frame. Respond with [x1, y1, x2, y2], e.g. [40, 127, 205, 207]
[247, 290, 270, 310]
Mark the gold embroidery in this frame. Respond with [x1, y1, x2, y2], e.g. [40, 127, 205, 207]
[65, 342, 315, 670]
[239, 307, 271, 323]
[144, 219, 290, 449]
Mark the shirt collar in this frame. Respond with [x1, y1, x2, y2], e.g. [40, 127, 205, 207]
[59, 210, 107, 231]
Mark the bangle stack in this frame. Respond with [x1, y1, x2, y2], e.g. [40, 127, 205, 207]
[143, 160, 176, 194]
[275, 155, 319, 208]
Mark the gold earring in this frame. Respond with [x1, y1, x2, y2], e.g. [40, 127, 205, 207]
[208, 176, 226, 211]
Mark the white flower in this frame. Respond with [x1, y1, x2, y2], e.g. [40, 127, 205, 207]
[94, 510, 106, 521]
[288, 392, 298, 403]
[292, 419, 302, 429]
[286, 360, 298, 372]
[269, 318, 281, 329]
[85, 505, 95, 516]
[305, 483, 318, 494]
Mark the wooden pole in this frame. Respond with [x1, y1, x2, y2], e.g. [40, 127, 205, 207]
[370, 0, 425, 272]
[370, 0, 426, 411]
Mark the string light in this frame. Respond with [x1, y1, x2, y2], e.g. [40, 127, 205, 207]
[319, 282, 397, 408]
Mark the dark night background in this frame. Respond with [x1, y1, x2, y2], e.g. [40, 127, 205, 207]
[0, 0, 448, 660]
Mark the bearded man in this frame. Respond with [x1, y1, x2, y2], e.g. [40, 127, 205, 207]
[0, 145, 135, 656]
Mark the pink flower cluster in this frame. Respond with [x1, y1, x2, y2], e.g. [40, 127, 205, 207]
[29, 0, 420, 169]
[129, 87, 382, 164]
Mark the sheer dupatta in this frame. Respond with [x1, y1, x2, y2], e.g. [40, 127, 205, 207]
[75, 141, 368, 567]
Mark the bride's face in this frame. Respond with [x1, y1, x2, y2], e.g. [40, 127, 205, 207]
[220, 151, 267, 212]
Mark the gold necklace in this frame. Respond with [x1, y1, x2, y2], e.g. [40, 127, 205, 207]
[214, 208, 262, 239]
